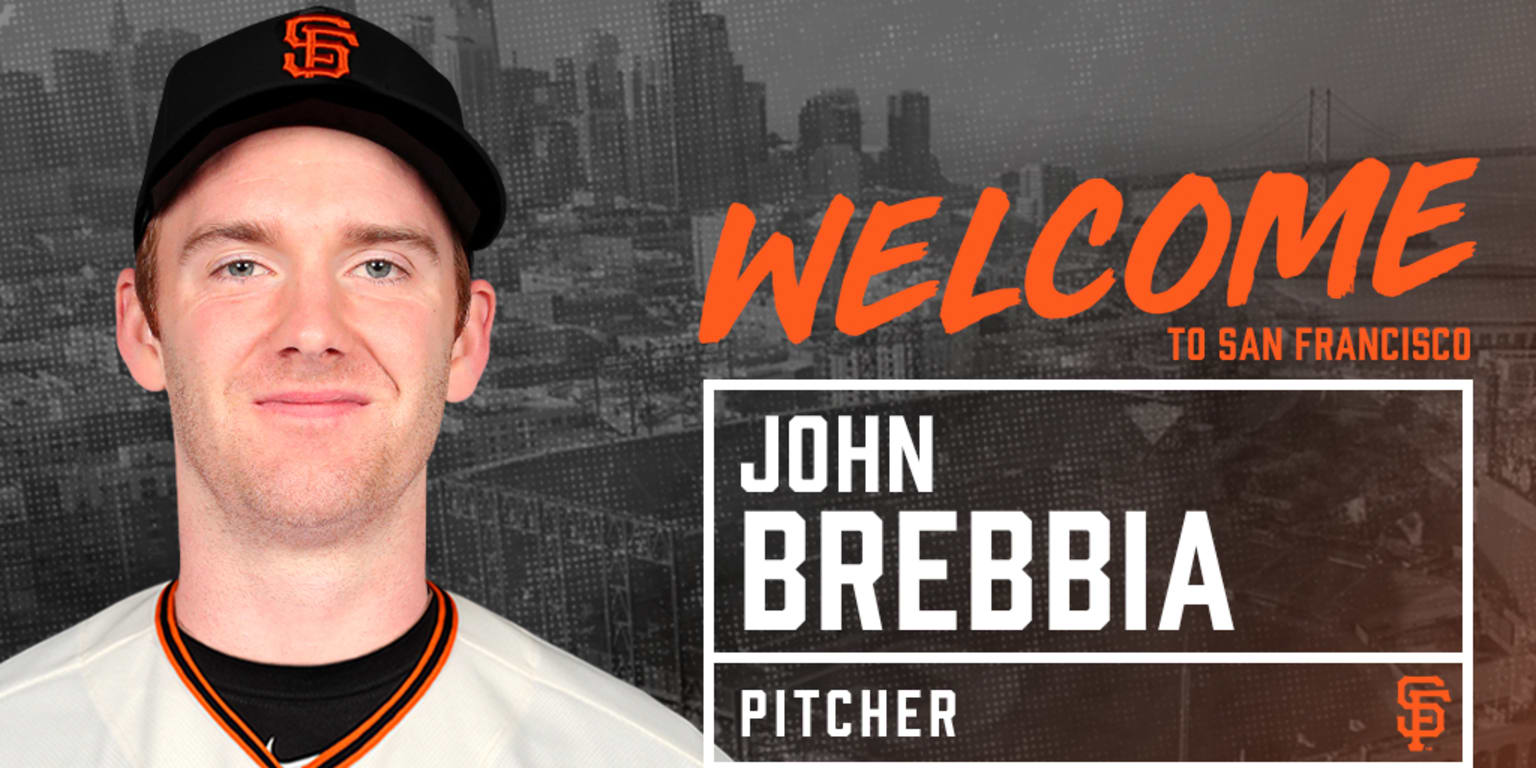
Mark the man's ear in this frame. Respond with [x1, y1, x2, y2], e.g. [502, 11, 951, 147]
[446, 278, 495, 403]
[116, 267, 166, 392]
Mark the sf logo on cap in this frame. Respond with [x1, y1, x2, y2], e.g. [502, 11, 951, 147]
[282, 14, 359, 79]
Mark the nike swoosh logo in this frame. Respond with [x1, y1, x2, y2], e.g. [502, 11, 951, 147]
[266, 735, 276, 752]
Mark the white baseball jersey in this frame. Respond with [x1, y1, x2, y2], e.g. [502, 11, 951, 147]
[0, 581, 723, 767]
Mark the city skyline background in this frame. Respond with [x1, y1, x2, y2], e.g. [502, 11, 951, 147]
[2, 0, 1534, 184]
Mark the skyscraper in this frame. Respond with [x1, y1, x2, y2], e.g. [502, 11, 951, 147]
[886, 89, 938, 190]
[449, 0, 503, 144]
[532, 120, 581, 205]
[501, 65, 554, 209]
[798, 88, 861, 156]
[629, 54, 676, 207]
[551, 57, 579, 118]
[739, 79, 769, 201]
[741, 80, 768, 167]
[702, 13, 750, 207]
[631, 0, 754, 210]
[626, 55, 647, 203]
[107, 0, 145, 153]
[575, 30, 630, 205]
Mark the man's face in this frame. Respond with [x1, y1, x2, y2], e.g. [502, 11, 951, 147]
[122, 126, 489, 541]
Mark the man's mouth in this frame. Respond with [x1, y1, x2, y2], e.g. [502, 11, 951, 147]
[254, 390, 370, 418]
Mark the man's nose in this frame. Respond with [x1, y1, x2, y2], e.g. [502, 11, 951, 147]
[271, 266, 353, 361]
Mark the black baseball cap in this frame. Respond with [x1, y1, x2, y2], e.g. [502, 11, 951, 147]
[134, 5, 506, 257]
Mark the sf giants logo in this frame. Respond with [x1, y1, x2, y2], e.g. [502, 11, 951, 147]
[1396, 675, 1451, 752]
[281, 14, 359, 79]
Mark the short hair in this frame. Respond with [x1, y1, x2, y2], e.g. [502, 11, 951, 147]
[133, 216, 471, 339]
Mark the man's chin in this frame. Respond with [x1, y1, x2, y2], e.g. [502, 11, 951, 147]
[175, 423, 430, 542]
[214, 462, 405, 543]
[235, 491, 391, 545]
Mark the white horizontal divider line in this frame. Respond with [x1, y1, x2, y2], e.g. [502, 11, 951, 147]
[703, 378, 1471, 392]
[727, 762, 1440, 768]
[712, 651, 1463, 665]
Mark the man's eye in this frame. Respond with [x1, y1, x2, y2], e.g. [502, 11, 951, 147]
[222, 260, 266, 278]
[355, 259, 404, 280]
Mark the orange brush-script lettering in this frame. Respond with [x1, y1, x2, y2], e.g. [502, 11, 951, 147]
[697, 157, 1478, 344]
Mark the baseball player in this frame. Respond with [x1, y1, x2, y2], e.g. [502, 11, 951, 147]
[0, 6, 719, 767]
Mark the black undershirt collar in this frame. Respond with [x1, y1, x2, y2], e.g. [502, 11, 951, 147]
[179, 597, 438, 763]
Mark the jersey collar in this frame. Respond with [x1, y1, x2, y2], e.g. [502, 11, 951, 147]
[154, 579, 458, 768]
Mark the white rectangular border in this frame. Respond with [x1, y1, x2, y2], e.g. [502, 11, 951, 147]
[703, 378, 1473, 767]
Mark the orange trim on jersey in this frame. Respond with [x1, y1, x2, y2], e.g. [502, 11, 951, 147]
[330, 602, 456, 767]
[155, 583, 279, 768]
[154, 580, 457, 768]
[309, 581, 456, 767]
